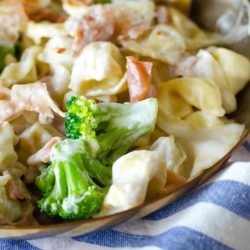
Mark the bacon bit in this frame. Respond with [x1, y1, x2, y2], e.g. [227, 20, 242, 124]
[27, 137, 62, 165]
[126, 56, 156, 102]
[57, 48, 66, 54]
[0, 0, 28, 43]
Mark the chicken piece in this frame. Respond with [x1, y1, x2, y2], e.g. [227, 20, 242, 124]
[27, 137, 62, 165]
[65, 0, 154, 55]
[0, 0, 28, 43]
[126, 56, 156, 102]
[65, 5, 115, 55]
[11, 82, 65, 124]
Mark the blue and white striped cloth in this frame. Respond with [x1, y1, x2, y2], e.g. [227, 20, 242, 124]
[1, 137, 250, 250]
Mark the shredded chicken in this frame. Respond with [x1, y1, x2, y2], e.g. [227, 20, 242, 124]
[65, 3, 153, 55]
[65, 5, 115, 55]
[11, 82, 65, 124]
[0, 83, 65, 125]
[27, 136, 62, 165]
[0, 0, 28, 42]
[126, 56, 156, 102]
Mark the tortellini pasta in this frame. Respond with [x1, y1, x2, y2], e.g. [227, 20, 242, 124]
[0, 172, 34, 225]
[26, 21, 68, 45]
[62, 0, 89, 17]
[98, 150, 166, 216]
[151, 136, 187, 174]
[175, 121, 245, 178]
[0, 122, 17, 172]
[157, 78, 225, 124]
[209, 47, 250, 95]
[0, 46, 42, 87]
[17, 122, 63, 164]
[0, 174, 22, 224]
[175, 47, 250, 113]
[70, 42, 127, 96]
[121, 25, 186, 65]
[155, 77, 245, 178]
[163, 0, 192, 14]
[121, 7, 221, 65]
[38, 36, 74, 106]
[166, 7, 221, 51]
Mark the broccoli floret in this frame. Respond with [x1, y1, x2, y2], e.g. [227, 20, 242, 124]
[36, 139, 109, 220]
[65, 96, 158, 165]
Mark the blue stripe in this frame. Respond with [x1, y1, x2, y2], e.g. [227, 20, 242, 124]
[144, 180, 250, 221]
[73, 226, 232, 250]
[0, 239, 40, 250]
[243, 141, 250, 152]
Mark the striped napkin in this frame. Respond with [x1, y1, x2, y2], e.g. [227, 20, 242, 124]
[1, 136, 250, 250]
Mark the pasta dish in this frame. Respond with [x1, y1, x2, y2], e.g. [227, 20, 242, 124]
[0, 0, 249, 225]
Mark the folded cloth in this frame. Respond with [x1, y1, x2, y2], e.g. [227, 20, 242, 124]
[1, 136, 250, 250]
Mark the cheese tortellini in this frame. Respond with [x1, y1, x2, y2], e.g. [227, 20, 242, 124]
[155, 77, 246, 178]
[121, 25, 186, 65]
[121, 7, 221, 65]
[26, 21, 68, 45]
[157, 77, 225, 131]
[0, 46, 42, 87]
[38, 36, 74, 106]
[0, 122, 17, 172]
[99, 150, 166, 216]
[176, 47, 250, 113]
[175, 120, 244, 178]
[0, 174, 22, 224]
[151, 136, 187, 174]
[17, 122, 63, 164]
[70, 42, 127, 96]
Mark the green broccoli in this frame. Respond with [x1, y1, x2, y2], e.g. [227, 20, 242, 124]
[65, 96, 158, 165]
[36, 139, 109, 220]
[0, 40, 15, 72]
